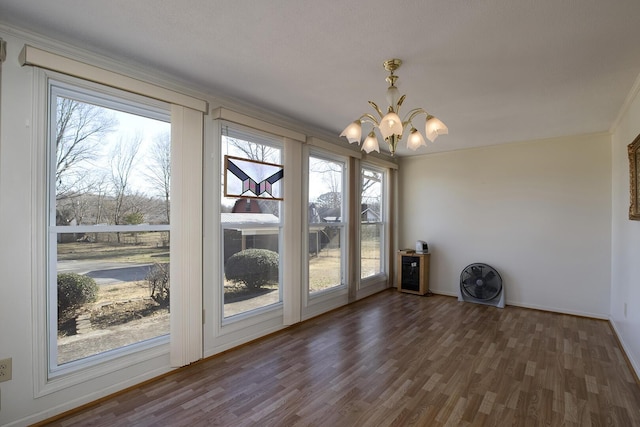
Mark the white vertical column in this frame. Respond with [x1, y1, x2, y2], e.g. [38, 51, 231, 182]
[0, 38, 5, 166]
[170, 105, 203, 367]
[348, 156, 360, 302]
[388, 167, 398, 288]
[283, 137, 302, 325]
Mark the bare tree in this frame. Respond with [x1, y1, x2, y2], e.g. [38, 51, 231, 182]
[144, 132, 171, 223]
[228, 138, 278, 163]
[110, 135, 142, 229]
[361, 169, 381, 195]
[92, 173, 110, 225]
[361, 169, 382, 221]
[310, 158, 342, 209]
[55, 97, 117, 199]
[56, 170, 111, 225]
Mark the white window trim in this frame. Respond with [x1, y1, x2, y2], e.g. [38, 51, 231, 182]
[213, 108, 305, 142]
[20, 44, 207, 112]
[361, 152, 399, 170]
[304, 148, 349, 305]
[359, 163, 389, 289]
[218, 122, 286, 322]
[204, 115, 304, 355]
[47, 78, 173, 377]
[218, 119, 286, 323]
[298, 147, 353, 321]
[307, 136, 362, 159]
[28, 52, 204, 394]
[31, 69, 174, 396]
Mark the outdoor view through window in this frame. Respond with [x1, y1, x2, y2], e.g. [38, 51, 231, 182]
[50, 83, 171, 370]
[308, 154, 346, 294]
[221, 127, 283, 318]
[361, 167, 384, 278]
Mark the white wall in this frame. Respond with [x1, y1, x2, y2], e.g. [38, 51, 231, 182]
[399, 134, 612, 317]
[610, 80, 640, 375]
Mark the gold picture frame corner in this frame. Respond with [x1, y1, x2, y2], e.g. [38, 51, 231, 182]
[628, 133, 640, 220]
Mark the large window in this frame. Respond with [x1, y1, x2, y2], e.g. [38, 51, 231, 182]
[48, 79, 171, 374]
[221, 125, 283, 318]
[361, 165, 385, 279]
[307, 153, 347, 295]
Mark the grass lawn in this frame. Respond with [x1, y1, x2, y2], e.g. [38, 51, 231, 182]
[59, 237, 383, 332]
[58, 239, 169, 263]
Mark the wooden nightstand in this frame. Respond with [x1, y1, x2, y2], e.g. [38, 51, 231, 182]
[397, 251, 430, 295]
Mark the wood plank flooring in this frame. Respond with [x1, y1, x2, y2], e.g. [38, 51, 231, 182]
[42, 290, 640, 426]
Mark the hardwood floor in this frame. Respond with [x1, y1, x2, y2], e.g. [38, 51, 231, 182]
[42, 290, 640, 426]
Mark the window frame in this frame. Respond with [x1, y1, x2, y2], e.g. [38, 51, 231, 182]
[41, 71, 173, 384]
[305, 149, 349, 299]
[359, 163, 388, 285]
[25, 45, 204, 399]
[219, 122, 285, 323]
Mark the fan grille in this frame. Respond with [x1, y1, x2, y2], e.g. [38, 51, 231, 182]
[460, 263, 502, 301]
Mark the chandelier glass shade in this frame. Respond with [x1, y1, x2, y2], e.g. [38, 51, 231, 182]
[340, 59, 448, 156]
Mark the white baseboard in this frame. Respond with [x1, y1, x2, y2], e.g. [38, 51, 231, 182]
[430, 290, 609, 319]
[608, 318, 640, 382]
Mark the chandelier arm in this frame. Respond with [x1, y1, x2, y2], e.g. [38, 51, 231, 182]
[360, 113, 380, 126]
[395, 94, 406, 115]
[367, 101, 384, 118]
[402, 108, 428, 128]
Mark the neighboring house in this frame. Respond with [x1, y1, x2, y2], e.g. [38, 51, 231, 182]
[222, 209, 280, 261]
[360, 203, 380, 222]
[231, 198, 262, 214]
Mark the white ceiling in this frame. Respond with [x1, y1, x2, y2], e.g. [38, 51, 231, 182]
[2, 0, 640, 156]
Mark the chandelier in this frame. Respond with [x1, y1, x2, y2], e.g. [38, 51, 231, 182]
[340, 59, 448, 156]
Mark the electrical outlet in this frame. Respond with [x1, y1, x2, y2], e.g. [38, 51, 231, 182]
[0, 358, 12, 383]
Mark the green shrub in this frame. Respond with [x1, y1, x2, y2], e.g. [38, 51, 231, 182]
[123, 212, 144, 225]
[57, 273, 99, 318]
[225, 249, 279, 290]
[146, 263, 170, 308]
